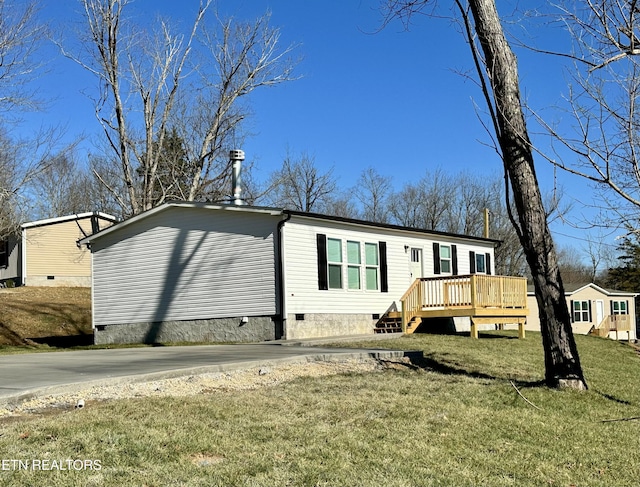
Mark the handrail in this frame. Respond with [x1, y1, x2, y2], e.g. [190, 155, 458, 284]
[400, 275, 528, 330]
[595, 314, 631, 332]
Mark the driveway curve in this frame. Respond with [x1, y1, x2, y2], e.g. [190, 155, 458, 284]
[0, 341, 414, 406]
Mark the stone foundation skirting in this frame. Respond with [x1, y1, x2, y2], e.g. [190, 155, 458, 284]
[94, 316, 277, 345]
[285, 313, 376, 340]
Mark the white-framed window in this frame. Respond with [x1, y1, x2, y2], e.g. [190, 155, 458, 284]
[365, 242, 379, 291]
[347, 240, 361, 290]
[475, 253, 486, 274]
[440, 245, 451, 273]
[327, 238, 343, 289]
[612, 301, 628, 315]
[318, 234, 387, 293]
[573, 300, 591, 322]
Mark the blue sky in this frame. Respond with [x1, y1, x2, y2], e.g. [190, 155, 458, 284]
[22, 0, 620, 260]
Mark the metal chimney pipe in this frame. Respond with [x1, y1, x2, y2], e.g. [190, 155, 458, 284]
[230, 149, 245, 205]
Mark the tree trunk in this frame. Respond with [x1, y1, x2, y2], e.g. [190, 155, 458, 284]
[468, 0, 587, 389]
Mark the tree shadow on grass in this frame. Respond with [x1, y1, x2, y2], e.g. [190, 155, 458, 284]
[594, 390, 632, 405]
[28, 334, 94, 348]
[402, 352, 545, 388]
[0, 322, 31, 346]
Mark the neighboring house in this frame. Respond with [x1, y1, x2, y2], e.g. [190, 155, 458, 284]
[526, 283, 638, 341]
[21, 212, 118, 287]
[0, 234, 21, 286]
[80, 202, 528, 345]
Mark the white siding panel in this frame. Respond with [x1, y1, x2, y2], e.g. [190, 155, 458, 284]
[283, 217, 496, 315]
[92, 207, 279, 326]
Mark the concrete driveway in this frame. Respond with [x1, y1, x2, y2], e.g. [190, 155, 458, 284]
[0, 339, 411, 406]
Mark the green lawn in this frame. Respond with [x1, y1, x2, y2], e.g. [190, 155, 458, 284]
[0, 332, 639, 486]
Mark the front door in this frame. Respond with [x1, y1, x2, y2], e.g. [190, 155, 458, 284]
[410, 248, 423, 280]
[595, 300, 605, 327]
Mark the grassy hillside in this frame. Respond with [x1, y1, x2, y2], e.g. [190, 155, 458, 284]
[1, 332, 639, 486]
[0, 287, 92, 348]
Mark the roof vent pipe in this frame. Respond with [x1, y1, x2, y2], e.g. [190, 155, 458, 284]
[230, 149, 245, 205]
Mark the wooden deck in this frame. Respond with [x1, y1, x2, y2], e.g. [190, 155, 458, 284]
[590, 314, 632, 342]
[396, 275, 529, 338]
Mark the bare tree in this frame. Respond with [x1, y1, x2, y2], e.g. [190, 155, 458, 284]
[353, 167, 392, 223]
[387, 182, 428, 227]
[388, 168, 456, 230]
[0, 0, 49, 237]
[63, 0, 298, 217]
[0, 0, 45, 114]
[444, 171, 490, 235]
[323, 191, 360, 219]
[0, 127, 72, 236]
[525, 2, 640, 237]
[261, 152, 338, 212]
[382, 0, 587, 389]
[29, 152, 94, 219]
[556, 245, 594, 284]
[0, 130, 24, 237]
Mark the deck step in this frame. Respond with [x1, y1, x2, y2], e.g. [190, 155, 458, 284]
[374, 316, 402, 333]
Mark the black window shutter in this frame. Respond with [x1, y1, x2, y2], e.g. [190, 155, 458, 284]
[452, 245, 458, 275]
[379, 241, 388, 293]
[610, 300, 614, 315]
[433, 242, 441, 274]
[317, 234, 328, 290]
[469, 251, 476, 274]
[588, 300, 592, 322]
[626, 300, 629, 315]
[486, 253, 492, 275]
[0, 240, 8, 267]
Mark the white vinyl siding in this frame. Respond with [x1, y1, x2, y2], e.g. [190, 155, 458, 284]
[283, 216, 496, 315]
[91, 207, 279, 327]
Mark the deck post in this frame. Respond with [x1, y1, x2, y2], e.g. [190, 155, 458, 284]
[470, 318, 478, 339]
[401, 302, 407, 333]
[518, 320, 526, 339]
[470, 275, 477, 313]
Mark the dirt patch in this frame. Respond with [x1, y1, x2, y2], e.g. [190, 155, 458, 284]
[0, 287, 91, 346]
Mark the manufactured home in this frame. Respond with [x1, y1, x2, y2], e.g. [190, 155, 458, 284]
[20, 212, 117, 287]
[81, 202, 528, 344]
[526, 283, 637, 341]
[526, 283, 638, 340]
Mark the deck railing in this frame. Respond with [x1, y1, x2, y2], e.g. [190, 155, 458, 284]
[593, 314, 632, 338]
[400, 275, 528, 329]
